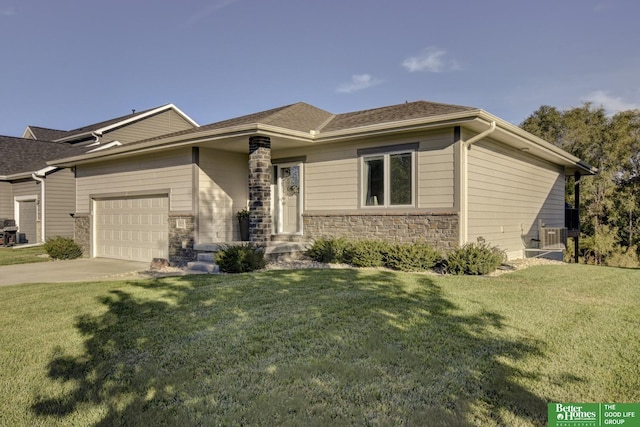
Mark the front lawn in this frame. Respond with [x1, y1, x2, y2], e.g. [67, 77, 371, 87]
[0, 245, 49, 266]
[0, 265, 638, 426]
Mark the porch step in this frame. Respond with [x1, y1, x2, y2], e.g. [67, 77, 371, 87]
[186, 252, 219, 274]
[187, 260, 219, 274]
[197, 252, 215, 263]
[264, 241, 311, 262]
[191, 242, 311, 265]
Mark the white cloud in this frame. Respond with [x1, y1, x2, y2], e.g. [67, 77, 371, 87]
[583, 90, 640, 114]
[336, 74, 382, 94]
[402, 47, 460, 73]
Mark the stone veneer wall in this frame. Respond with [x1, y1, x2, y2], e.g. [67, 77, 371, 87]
[168, 214, 195, 266]
[248, 136, 272, 243]
[73, 215, 91, 257]
[303, 212, 459, 250]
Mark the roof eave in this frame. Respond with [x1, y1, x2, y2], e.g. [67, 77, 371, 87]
[475, 111, 597, 175]
[49, 108, 595, 175]
[49, 123, 313, 166]
[0, 166, 58, 181]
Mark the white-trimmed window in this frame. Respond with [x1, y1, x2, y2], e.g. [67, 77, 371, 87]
[360, 144, 416, 207]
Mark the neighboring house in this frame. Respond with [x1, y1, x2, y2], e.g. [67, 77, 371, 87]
[50, 101, 596, 264]
[1, 104, 197, 244]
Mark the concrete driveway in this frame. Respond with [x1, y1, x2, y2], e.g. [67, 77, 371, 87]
[0, 258, 151, 287]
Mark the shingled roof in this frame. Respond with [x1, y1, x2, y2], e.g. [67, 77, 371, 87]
[131, 100, 474, 145]
[23, 104, 178, 144]
[25, 126, 69, 141]
[0, 136, 88, 176]
[322, 101, 475, 132]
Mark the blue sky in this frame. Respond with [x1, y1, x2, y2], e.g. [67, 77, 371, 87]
[1, 0, 638, 136]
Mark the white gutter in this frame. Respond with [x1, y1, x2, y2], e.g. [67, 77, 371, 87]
[31, 172, 46, 243]
[1, 166, 57, 181]
[459, 121, 497, 246]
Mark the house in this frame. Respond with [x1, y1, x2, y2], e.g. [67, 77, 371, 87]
[49, 101, 596, 264]
[0, 104, 197, 244]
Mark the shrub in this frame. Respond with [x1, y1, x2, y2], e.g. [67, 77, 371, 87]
[215, 244, 265, 273]
[385, 242, 442, 272]
[605, 245, 640, 268]
[445, 242, 506, 275]
[306, 238, 350, 263]
[345, 240, 390, 268]
[43, 236, 83, 260]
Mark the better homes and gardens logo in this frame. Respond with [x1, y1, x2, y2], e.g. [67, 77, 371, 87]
[552, 403, 597, 425]
[549, 403, 640, 427]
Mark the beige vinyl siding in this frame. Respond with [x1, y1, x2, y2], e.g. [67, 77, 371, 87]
[467, 136, 565, 259]
[11, 180, 39, 199]
[0, 182, 12, 218]
[44, 168, 75, 238]
[102, 110, 196, 144]
[417, 131, 455, 209]
[306, 155, 359, 211]
[273, 144, 358, 211]
[285, 130, 455, 212]
[75, 149, 193, 213]
[198, 149, 248, 242]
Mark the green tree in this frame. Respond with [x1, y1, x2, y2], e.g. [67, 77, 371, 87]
[521, 103, 640, 264]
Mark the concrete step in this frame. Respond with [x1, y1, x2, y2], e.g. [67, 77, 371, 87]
[264, 241, 310, 262]
[197, 252, 215, 263]
[186, 261, 219, 274]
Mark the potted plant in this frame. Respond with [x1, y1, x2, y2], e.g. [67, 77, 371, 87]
[236, 208, 250, 241]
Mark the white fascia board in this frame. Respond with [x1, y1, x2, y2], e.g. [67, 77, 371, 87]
[35, 166, 58, 176]
[22, 127, 37, 139]
[48, 108, 596, 174]
[49, 123, 314, 166]
[95, 104, 199, 134]
[54, 104, 200, 143]
[0, 166, 58, 181]
[87, 140, 122, 153]
[477, 111, 597, 174]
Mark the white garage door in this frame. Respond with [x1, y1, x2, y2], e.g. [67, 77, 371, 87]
[95, 196, 169, 262]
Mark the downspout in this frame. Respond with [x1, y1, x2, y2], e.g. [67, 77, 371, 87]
[459, 121, 497, 246]
[87, 132, 102, 147]
[31, 172, 46, 243]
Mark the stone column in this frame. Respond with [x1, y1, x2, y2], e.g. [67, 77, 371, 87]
[248, 136, 272, 243]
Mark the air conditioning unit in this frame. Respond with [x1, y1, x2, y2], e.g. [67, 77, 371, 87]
[540, 227, 567, 249]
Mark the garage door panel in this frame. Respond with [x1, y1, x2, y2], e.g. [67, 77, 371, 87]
[95, 196, 168, 262]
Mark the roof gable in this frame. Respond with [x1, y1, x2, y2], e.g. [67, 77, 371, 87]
[23, 104, 198, 144]
[23, 126, 69, 141]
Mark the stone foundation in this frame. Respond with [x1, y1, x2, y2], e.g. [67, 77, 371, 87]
[303, 212, 459, 250]
[168, 214, 196, 266]
[73, 215, 91, 257]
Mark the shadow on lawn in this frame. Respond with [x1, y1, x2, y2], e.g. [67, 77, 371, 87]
[33, 269, 548, 426]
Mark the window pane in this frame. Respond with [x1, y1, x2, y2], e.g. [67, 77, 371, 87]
[390, 153, 412, 205]
[364, 157, 384, 206]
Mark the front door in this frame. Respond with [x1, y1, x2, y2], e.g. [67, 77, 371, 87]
[273, 163, 303, 234]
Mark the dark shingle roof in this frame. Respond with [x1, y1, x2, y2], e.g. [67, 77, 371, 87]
[321, 101, 476, 132]
[131, 100, 471, 147]
[25, 104, 171, 143]
[130, 102, 334, 145]
[26, 126, 69, 141]
[0, 136, 88, 176]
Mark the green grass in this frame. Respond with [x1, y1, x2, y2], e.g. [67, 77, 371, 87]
[0, 265, 638, 426]
[0, 245, 49, 265]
